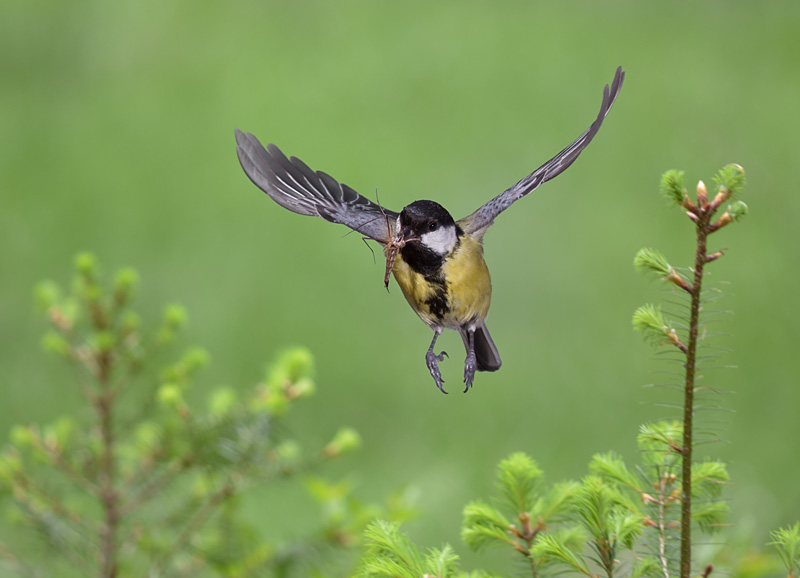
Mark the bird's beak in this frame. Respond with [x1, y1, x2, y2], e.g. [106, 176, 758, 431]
[395, 227, 417, 246]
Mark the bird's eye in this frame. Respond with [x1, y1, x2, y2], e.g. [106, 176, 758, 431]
[428, 221, 439, 231]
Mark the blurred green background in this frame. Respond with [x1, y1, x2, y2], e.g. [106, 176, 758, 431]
[2, 0, 799, 568]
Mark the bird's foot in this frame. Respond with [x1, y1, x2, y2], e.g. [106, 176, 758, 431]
[463, 350, 477, 393]
[425, 349, 449, 394]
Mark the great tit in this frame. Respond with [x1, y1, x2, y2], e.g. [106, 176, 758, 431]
[235, 66, 624, 393]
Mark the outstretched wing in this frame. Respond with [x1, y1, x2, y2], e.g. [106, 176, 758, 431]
[235, 129, 398, 243]
[458, 66, 625, 239]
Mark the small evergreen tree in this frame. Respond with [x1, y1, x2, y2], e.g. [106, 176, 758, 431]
[0, 254, 407, 578]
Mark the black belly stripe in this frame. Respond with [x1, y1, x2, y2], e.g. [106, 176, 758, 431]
[424, 276, 449, 321]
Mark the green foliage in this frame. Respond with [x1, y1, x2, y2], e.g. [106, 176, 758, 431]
[112, 267, 139, 307]
[638, 420, 683, 455]
[461, 501, 514, 551]
[769, 525, 800, 574]
[713, 164, 746, 200]
[0, 255, 404, 578]
[633, 248, 691, 293]
[691, 500, 728, 533]
[632, 304, 681, 350]
[532, 531, 593, 576]
[769, 523, 800, 578]
[359, 520, 460, 578]
[33, 280, 61, 313]
[727, 200, 749, 222]
[74, 251, 98, 278]
[691, 461, 730, 501]
[460, 452, 578, 575]
[495, 452, 543, 514]
[633, 248, 672, 278]
[358, 451, 647, 577]
[324, 427, 363, 458]
[632, 303, 665, 340]
[593, 428, 732, 571]
[364, 437, 728, 578]
[564, 476, 643, 575]
[573, 477, 631, 544]
[630, 557, 662, 578]
[589, 452, 642, 493]
[659, 169, 688, 207]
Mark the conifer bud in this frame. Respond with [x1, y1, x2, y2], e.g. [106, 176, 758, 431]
[696, 180, 708, 206]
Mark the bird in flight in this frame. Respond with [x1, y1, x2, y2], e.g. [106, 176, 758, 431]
[235, 66, 624, 393]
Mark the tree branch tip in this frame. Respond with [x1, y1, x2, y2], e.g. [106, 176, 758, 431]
[696, 180, 708, 205]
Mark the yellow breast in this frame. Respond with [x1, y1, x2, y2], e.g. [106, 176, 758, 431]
[389, 234, 491, 329]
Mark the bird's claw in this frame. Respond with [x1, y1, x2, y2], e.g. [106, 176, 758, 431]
[426, 349, 449, 394]
[463, 350, 477, 393]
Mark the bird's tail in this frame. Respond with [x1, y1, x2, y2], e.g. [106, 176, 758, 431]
[461, 321, 502, 372]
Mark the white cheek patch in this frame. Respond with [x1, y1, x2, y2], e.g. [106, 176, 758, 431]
[421, 226, 458, 256]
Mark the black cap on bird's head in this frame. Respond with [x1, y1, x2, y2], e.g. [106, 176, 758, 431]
[398, 200, 455, 239]
[396, 200, 460, 264]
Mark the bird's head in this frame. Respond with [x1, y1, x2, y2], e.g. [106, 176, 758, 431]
[396, 200, 458, 257]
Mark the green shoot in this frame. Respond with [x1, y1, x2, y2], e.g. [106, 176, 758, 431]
[769, 523, 800, 578]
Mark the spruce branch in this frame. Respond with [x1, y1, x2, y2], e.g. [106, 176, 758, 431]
[710, 164, 746, 210]
[632, 305, 686, 353]
[531, 532, 593, 577]
[458, 453, 578, 577]
[589, 453, 643, 496]
[461, 502, 515, 551]
[2, 254, 391, 577]
[634, 166, 747, 578]
[496, 452, 543, 516]
[708, 201, 748, 233]
[660, 170, 696, 212]
[634, 249, 692, 294]
[769, 523, 800, 578]
[359, 520, 432, 578]
[149, 473, 238, 576]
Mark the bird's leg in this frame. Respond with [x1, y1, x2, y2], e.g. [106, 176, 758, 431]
[463, 328, 477, 393]
[425, 329, 449, 394]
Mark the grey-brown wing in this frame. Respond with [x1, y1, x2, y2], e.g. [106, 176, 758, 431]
[458, 66, 624, 239]
[235, 130, 398, 243]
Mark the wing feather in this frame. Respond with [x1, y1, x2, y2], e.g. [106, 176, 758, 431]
[235, 130, 398, 243]
[459, 66, 625, 238]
